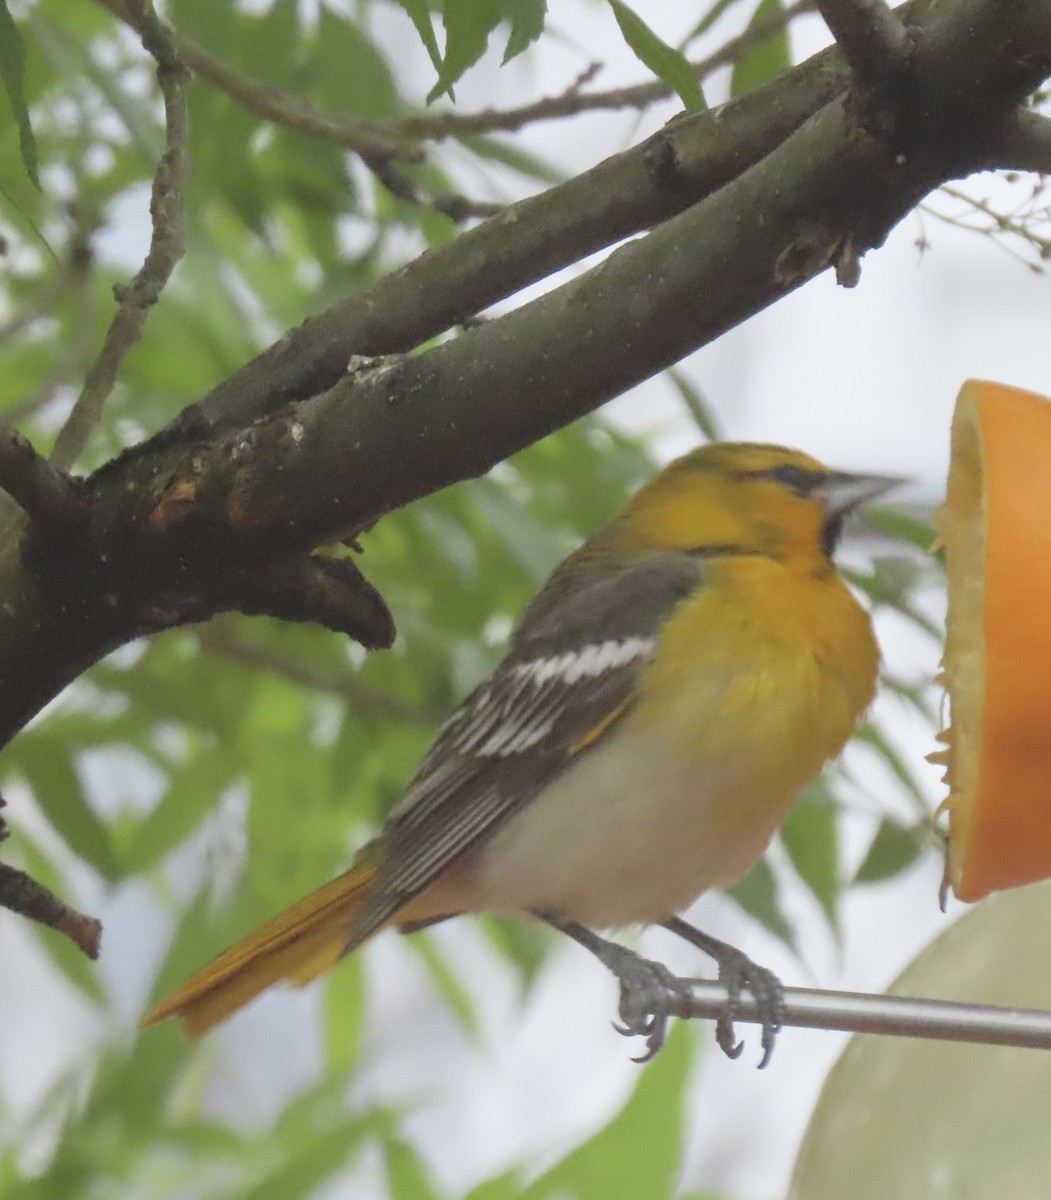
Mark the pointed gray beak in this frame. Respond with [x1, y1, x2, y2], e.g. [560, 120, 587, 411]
[818, 472, 904, 517]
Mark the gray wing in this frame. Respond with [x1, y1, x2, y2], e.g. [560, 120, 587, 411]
[345, 551, 705, 944]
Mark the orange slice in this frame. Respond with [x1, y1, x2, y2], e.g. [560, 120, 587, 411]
[933, 379, 1051, 902]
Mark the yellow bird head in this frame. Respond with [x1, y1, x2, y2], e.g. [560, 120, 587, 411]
[604, 443, 899, 568]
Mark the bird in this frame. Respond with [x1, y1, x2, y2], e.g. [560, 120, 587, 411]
[142, 442, 895, 1065]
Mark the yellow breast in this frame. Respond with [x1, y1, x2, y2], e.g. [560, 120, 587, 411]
[637, 555, 879, 804]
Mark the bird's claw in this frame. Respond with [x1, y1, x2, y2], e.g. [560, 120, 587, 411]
[609, 955, 692, 1063]
[713, 951, 784, 1069]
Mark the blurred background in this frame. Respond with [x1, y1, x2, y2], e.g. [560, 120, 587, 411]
[1, 2, 1048, 1196]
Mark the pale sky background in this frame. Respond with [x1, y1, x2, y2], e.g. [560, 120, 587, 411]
[3, 3, 1050, 1197]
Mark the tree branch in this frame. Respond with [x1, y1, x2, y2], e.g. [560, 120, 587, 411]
[0, 0, 1047, 756]
[990, 108, 1051, 174]
[50, 0, 189, 472]
[815, 0, 912, 93]
[150, 37, 862, 444]
[0, 861, 101, 958]
[0, 425, 84, 531]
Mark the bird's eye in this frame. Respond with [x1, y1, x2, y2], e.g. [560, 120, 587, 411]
[761, 464, 826, 496]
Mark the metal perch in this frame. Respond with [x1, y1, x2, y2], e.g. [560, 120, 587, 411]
[681, 980, 1051, 1050]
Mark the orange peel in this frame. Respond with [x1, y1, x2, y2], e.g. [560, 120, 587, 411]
[934, 379, 1051, 902]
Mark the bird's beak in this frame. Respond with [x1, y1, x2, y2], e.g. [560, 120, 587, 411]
[818, 472, 903, 517]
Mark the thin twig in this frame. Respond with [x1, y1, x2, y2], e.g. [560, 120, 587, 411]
[372, 162, 504, 223]
[386, 0, 817, 140]
[97, 0, 812, 148]
[94, 0, 417, 166]
[0, 862, 102, 958]
[50, 1, 189, 472]
[0, 425, 83, 529]
[923, 181, 1051, 267]
[814, 0, 911, 92]
[674, 977, 1051, 1052]
[197, 620, 434, 723]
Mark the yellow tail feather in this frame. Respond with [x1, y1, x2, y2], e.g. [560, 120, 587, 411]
[141, 855, 379, 1040]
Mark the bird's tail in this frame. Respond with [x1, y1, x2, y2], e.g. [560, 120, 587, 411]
[141, 848, 381, 1040]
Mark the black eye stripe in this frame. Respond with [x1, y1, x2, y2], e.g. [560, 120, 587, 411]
[739, 464, 827, 495]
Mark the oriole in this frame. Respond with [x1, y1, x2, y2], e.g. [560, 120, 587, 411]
[143, 443, 895, 1065]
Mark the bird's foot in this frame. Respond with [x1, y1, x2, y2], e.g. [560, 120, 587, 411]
[660, 917, 784, 1067]
[711, 946, 784, 1069]
[602, 944, 694, 1063]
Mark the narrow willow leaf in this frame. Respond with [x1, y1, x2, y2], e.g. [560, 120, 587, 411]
[608, 1, 706, 111]
[854, 818, 929, 885]
[730, 0, 790, 98]
[0, 1, 39, 187]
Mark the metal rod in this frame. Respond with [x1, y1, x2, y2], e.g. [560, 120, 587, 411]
[678, 980, 1051, 1050]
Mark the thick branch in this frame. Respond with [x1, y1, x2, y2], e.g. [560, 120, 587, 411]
[0, 0, 1047, 752]
[156, 43, 859, 442]
[0, 426, 84, 531]
[990, 108, 1051, 174]
[146, 0, 949, 446]
[816, 0, 911, 92]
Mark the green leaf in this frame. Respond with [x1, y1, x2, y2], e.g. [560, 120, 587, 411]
[864, 505, 937, 552]
[428, 0, 503, 103]
[239, 1118, 374, 1200]
[728, 856, 796, 951]
[462, 133, 564, 186]
[395, 0, 444, 78]
[524, 1022, 693, 1199]
[306, 10, 400, 118]
[682, 0, 748, 47]
[854, 818, 929, 885]
[608, 1, 706, 111]
[853, 723, 931, 818]
[13, 739, 121, 881]
[780, 782, 840, 934]
[667, 367, 721, 440]
[503, 0, 547, 63]
[323, 956, 367, 1074]
[409, 929, 482, 1039]
[386, 1137, 442, 1200]
[464, 1173, 523, 1200]
[481, 915, 550, 990]
[120, 753, 230, 873]
[0, 2, 39, 188]
[730, 0, 790, 98]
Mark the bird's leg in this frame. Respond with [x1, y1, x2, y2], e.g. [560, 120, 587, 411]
[536, 912, 693, 1062]
[661, 915, 784, 1068]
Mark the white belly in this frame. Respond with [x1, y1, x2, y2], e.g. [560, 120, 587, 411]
[457, 717, 796, 928]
